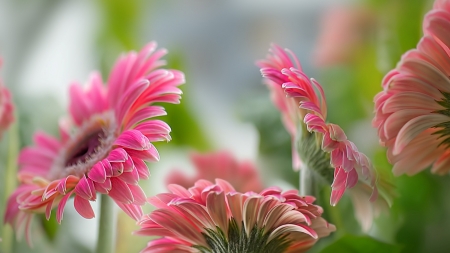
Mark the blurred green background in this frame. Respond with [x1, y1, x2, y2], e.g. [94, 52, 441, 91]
[1, 0, 449, 252]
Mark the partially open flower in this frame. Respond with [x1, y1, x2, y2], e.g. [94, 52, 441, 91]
[4, 42, 184, 243]
[257, 45, 395, 231]
[373, 0, 450, 175]
[258, 44, 378, 206]
[166, 151, 264, 193]
[136, 179, 335, 253]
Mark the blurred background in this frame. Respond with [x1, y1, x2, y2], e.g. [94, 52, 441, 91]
[1, 0, 449, 252]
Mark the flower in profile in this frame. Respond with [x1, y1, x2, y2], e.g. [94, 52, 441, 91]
[373, 0, 450, 175]
[0, 61, 14, 137]
[166, 151, 264, 193]
[257, 44, 378, 206]
[136, 179, 335, 253]
[4, 42, 184, 243]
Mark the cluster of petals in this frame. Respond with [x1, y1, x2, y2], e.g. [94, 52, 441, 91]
[258, 44, 378, 206]
[0, 62, 14, 137]
[166, 150, 264, 193]
[136, 179, 335, 253]
[4, 41, 184, 243]
[373, 0, 450, 175]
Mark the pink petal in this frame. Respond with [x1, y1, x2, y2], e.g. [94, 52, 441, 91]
[114, 129, 150, 150]
[74, 195, 95, 219]
[115, 79, 149, 124]
[394, 114, 449, 154]
[206, 191, 229, 234]
[56, 191, 73, 223]
[109, 177, 134, 204]
[88, 162, 107, 183]
[133, 158, 150, 179]
[115, 202, 143, 221]
[74, 176, 95, 200]
[108, 148, 128, 162]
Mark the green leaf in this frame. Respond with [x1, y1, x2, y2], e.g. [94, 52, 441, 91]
[320, 235, 402, 253]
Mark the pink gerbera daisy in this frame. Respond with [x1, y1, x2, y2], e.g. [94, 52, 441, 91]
[257, 44, 378, 206]
[166, 151, 264, 193]
[136, 179, 335, 253]
[373, 0, 450, 175]
[0, 61, 14, 137]
[313, 6, 376, 67]
[4, 42, 184, 243]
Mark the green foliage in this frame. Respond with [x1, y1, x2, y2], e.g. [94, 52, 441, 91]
[40, 213, 59, 241]
[237, 92, 296, 187]
[320, 235, 402, 253]
[161, 51, 211, 151]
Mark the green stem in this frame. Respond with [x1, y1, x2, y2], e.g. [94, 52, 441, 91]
[299, 167, 314, 196]
[95, 195, 116, 253]
[2, 121, 19, 253]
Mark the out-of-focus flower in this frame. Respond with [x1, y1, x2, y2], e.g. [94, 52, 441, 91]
[0, 62, 14, 137]
[166, 151, 264, 193]
[136, 179, 335, 253]
[313, 6, 376, 67]
[373, 0, 450, 175]
[258, 44, 378, 206]
[4, 42, 184, 243]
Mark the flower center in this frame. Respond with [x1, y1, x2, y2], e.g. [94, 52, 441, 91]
[64, 130, 104, 167]
[49, 112, 117, 180]
[193, 218, 291, 253]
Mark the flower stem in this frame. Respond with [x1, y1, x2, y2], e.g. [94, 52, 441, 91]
[299, 167, 314, 196]
[95, 195, 116, 253]
[2, 121, 19, 253]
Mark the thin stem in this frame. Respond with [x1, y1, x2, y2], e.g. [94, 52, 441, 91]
[299, 167, 314, 196]
[2, 121, 19, 253]
[95, 195, 117, 253]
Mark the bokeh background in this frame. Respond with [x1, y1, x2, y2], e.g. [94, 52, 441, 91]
[1, 0, 450, 252]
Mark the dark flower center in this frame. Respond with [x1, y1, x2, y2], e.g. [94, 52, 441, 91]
[49, 112, 117, 180]
[65, 130, 104, 167]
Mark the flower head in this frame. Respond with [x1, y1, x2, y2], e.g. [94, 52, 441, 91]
[313, 6, 376, 67]
[166, 151, 264, 193]
[258, 44, 378, 206]
[373, 0, 450, 175]
[136, 179, 335, 253]
[0, 61, 14, 137]
[4, 42, 184, 243]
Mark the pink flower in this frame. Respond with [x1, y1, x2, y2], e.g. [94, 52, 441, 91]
[313, 6, 376, 67]
[258, 44, 378, 206]
[136, 179, 335, 253]
[256, 45, 303, 170]
[4, 42, 184, 243]
[373, 0, 450, 175]
[166, 151, 264, 193]
[0, 62, 14, 137]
